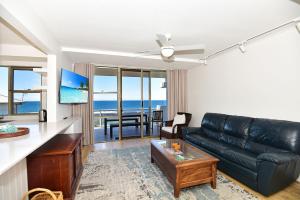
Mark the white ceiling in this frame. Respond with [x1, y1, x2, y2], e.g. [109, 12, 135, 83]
[0, 21, 29, 45]
[22, 0, 300, 68]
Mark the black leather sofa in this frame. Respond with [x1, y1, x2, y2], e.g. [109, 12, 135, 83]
[183, 113, 300, 196]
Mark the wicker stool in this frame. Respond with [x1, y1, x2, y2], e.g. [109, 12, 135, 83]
[22, 188, 63, 200]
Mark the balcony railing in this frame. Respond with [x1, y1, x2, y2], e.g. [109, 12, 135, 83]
[94, 106, 167, 128]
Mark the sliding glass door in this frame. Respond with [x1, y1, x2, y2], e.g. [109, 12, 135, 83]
[93, 67, 166, 142]
[120, 69, 150, 139]
[93, 68, 119, 142]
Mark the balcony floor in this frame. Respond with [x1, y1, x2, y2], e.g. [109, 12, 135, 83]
[94, 123, 160, 143]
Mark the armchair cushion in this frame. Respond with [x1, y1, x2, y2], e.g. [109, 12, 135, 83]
[161, 126, 174, 133]
[172, 114, 186, 127]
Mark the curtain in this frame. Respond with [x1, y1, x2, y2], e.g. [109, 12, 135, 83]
[167, 69, 188, 120]
[72, 63, 95, 145]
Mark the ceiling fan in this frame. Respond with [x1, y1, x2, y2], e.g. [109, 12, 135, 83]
[139, 33, 205, 61]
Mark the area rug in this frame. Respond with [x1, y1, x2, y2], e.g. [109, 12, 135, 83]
[76, 145, 258, 200]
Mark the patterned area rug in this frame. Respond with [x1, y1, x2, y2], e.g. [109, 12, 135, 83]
[76, 145, 258, 200]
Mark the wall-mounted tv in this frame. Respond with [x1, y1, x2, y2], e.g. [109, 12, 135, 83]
[59, 69, 89, 104]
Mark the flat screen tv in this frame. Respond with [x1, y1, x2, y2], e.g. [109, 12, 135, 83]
[59, 69, 89, 104]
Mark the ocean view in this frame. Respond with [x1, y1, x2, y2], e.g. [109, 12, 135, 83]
[0, 101, 41, 115]
[94, 100, 167, 111]
[0, 100, 167, 115]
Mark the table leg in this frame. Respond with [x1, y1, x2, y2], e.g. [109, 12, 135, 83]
[174, 186, 180, 198]
[211, 163, 217, 189]
[110, 127, 113, 139]
[104, 118, 107, 135]
[146, 123, 149, 135]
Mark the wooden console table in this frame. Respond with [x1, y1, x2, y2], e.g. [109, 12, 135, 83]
[27, 133, 83, 200]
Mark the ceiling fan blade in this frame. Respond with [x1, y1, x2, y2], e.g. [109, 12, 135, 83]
[174, 44, 205, 54]
[137, 49, 161, 55]
[162, 55, 175, 62]
[156, 33, 171, 46]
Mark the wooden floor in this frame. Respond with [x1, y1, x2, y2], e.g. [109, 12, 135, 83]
[82, 138, 300, 200]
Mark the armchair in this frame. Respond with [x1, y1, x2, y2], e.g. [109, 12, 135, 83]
[160, 112, 192, 139]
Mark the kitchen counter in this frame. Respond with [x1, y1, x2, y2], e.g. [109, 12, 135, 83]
[0, 117, 80, 175]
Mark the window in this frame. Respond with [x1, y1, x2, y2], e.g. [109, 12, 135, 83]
[0, 66, 42, 115]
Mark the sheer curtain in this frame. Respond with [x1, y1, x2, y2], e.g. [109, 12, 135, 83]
[72, 63, 95, 145]
[167, 69, 188, 120]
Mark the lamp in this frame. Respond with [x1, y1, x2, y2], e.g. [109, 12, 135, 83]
[161, 46, 175, 58]
[238, 41, 247, 53]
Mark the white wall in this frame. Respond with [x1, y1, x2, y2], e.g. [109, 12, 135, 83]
[47, 53, 73, 122]
[56, 53, 73, 121]
[187, 25, 300, 126]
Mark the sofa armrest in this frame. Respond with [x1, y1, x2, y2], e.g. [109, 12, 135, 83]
[182, 127, 202, 139]
[257, 152, 300, 164]
[256, 152, 300, 196]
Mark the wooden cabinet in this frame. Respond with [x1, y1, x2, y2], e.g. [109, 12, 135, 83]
[27, 133, 83, 200]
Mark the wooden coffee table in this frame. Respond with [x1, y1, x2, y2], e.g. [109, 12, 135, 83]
[151, 139, 219, 198]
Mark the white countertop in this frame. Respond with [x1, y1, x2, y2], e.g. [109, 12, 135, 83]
[0, 117, 79, 175]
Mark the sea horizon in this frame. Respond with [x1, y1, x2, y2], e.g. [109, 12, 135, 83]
[0, 100, 167, 115]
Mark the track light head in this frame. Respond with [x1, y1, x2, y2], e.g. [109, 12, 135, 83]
[238, 41, 247, 53]
[296, 22, 300, 33]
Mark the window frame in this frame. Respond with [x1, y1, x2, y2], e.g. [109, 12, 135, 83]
[0, 66, 43, 116]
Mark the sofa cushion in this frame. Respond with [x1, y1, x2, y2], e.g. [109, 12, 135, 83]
[220, 134, 247, 149]
[190, 134, 233, 155]
[201, 127, 221, 140]
[249, 118, 300, 154]
[222, 148, 257, 171]
[223, 115, 252, 139]
[201, 113, 227, 132]
[184, 133, 203, 147]
[245, 141, 288, 155]
[219, 115, 252, 149]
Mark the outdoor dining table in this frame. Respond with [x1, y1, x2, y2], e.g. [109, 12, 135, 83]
[104, 113, 148, 135]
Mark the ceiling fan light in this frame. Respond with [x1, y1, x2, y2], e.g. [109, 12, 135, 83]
[161, 47, 175, 58]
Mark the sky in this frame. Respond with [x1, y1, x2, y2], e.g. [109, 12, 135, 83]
[0, 67, 41, 102]
[93, 75, 166, 101]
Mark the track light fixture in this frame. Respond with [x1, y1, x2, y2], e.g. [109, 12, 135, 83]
[203, 17, 300, 61]
[238, 41, 247, 53]
[200, 58, 207, 65]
